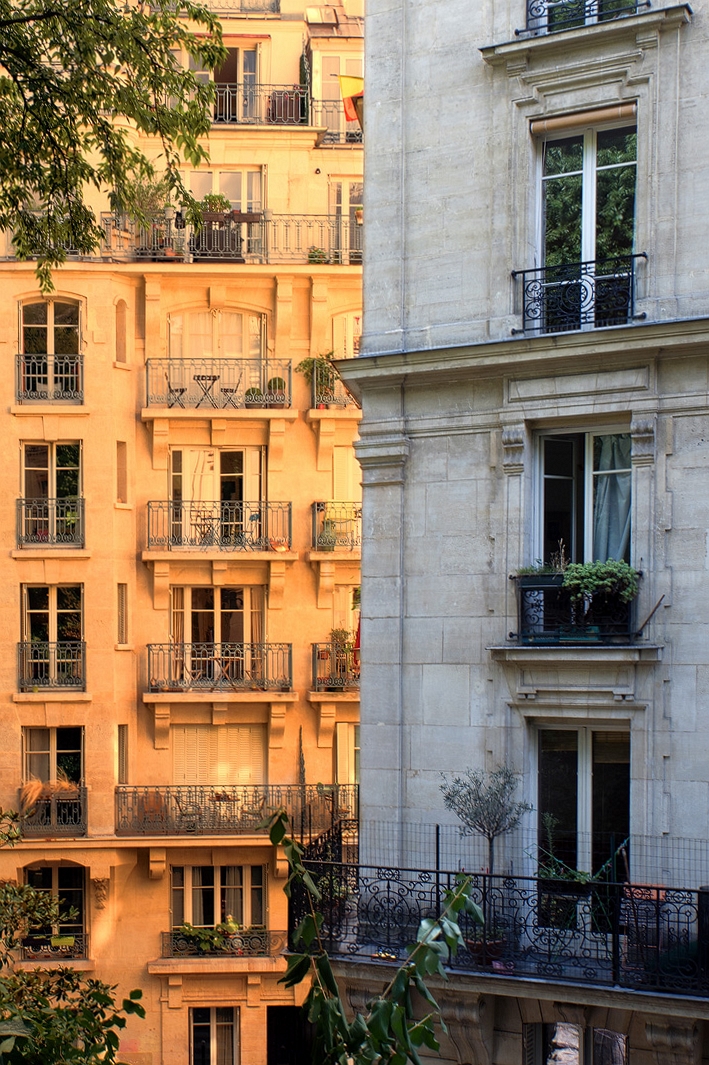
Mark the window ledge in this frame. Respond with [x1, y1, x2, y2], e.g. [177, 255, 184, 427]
[480, 4, 691, 68]
[114, 502, 132, 510]
[140, 407, 299, 423]
[148, 955, 287, 976]
[13, 692, 92, 702]
[489, 645, 662, 664]
[113, 361, 131, 370]
[16, 959, 95, 972]
[9, 405, 91, 416]
[115, 643, 135, 651]
[11, 549, 90, 559]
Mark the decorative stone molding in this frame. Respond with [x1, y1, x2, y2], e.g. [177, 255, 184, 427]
[150, 419, 170, 471]
[92, 877, 109, 910]
[631, 416, 656, 466]
[355, 434, 409, 487]
[269, 558, 287, 609]
[269, 702, 287, 748]
[501, 424, 525, 474]
[152, 560, 170, 611]
[167, 974, 182, 1009]
[444, 993, 493, 1065]
[149, 848, 167, 880]
[269, 418, 287, 471]
[645, 1021, 700, 1065]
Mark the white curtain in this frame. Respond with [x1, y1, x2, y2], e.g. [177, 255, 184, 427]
[592, 434, 631, 561]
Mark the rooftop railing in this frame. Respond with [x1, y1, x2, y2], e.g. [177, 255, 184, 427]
[520, 0, 649, 35]
[145, 358, 291, 409]
[115, 783, 359, 837]
[18, 641, 86, 691]
[292, 862, 709, 998]
[17, 498, 84, 547]
[19, 786, 88, 837]
[147, 642, 292, 692]
[311, 502, 362, 550]
[511, 254, 646, 334]
[147, 501, 292, 551]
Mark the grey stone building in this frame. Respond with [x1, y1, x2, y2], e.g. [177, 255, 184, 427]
[332, 1, 709, 1062]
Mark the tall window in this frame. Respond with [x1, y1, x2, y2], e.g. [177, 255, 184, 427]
[20, 585, 84, 689]
[192, 43, 258, 122]
[19, 301, 82, 401]
[539, 431, 631, 564]
[172, 865, 265, 927]
[171, 587, 264, 644]
[524, 1023, 627, 1064]
[540, 124, 637, 329]
[329, 180, 363, 264]
[25, 864, 85, 937]
[191, 1007, 239, 1065]
[538, 728, 630, 877]
[20, 442, 82, 545]
[168, 310, 265, 360]
[24, 727, 83, 784]
[172, 724, 266, 785]
[335, 723, 360, 785]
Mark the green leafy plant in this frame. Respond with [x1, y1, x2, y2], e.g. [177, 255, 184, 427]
[328, 628, 353, 650]
[561, 559, 639, 604]
[536, 813, 595, 884]
[199, 193, 232, 214]
[440, 765, 532, 875]
[175, 916, 243, 953]
[244, 387, 265, 406]
[294, 355, 335, 386]
[265, 809, 483, 1065]
[307, 246, 329, 263]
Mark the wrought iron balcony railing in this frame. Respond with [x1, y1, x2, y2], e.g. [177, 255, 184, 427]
[512, 574, 637, 645]
[312, 644, 360, 692]
[20, 787, 88, 837]
[20, 932, 89, 961]
[520, 0, 649, 35]
[147, 642, 292, 692]
[17, 498, 84, 547]
[145, 358, 291, 409]
[511, 254, 646, 334]
[311, 100, 363, 144]
[312, 502, 362, 551]
[16, 354, 84, 403]
[207, 0, 279, 12]
[267, 215, 362, 266]
[115, 783, 359, 836]
[18, 642, 86, 691]
[162, 928, 287, 958]
[311, 362, 360, 409]
[291, 863, 709, 998]
[213, 83, 308, 124]
[147, 501, 291, 551]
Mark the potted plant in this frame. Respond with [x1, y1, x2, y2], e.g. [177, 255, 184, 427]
[308, 246, 329, 264]
[199, 192, 232, 221]
[295, 354, 337, 408]
[561, 558, 639, 606]
[244, 387, 265, 408]
[266, 375, 287, 408]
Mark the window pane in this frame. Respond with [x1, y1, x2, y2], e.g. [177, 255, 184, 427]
[592, 733, 630, 875]
[542, 1023, 580, 1064]
[543, 436, 580, 563]
[544, 173, 582, 265]
[596, 127, 636, 168]
[543, 136, 583, 177]
[593, 1028, 627, 1065]
[216, 1009, 235, 1065]
[538, 730, 578, 870]
[221, 866, 243, 923]
[57, 866, 84, 932]
[24, 303, 48, 326]
[192, 1014, 211, 1065]
[592, 435, 631, 561]
[596, 165, 635, 259]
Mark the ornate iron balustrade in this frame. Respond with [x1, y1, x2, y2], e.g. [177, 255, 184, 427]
[20, 932, 89, 961]
[15, 354, 83, 403]
[312, 501, 362, 550]
[20, 787, 88, 837]
[162, 928, 287, 957]
[291, 863, 709, 998]
[147, 642, 292, 692]
[17, 498, 84, 547]
[312, 644, 360, 692]
[145, 358, 291, 409]
[147, 501, 291, 551]
[512, 574, 636, 645]
[312, 361, 360, 409]
[521, 0, 648, 35]
[115, 783, 359, 837]
[511, 254, 646, 334]
[18, 642, 86, 691]
[311, 100, 363, 144]
[213, 83, 308, 124]
[267, 215, 363, 266]
[206, 0, 279, 13]
[190, 213, 265, 262]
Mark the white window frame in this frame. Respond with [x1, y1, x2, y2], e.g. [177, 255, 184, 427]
[25, 863, 86, 936]
[533, 427, 632, 565]
[21, 441, 82, 499]
[172, 865, 266, 928]
[190, 1007, 239, 1065]
[22, 584, 84, 643]
[20, 299, 82, 355]
[170, 586, 264, 644]
[23, 726, 84, 784]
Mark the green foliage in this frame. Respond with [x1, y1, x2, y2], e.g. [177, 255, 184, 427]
[264, 809, 483, 1065]
[0, 0, 226, 289]
[175, 917, 243, 953]
[440, 765, 532, 876]
[561, 559, 639, 604]
[294, 355, 335, 385]
[199, 193, 232, 213]
[0, 808, 145, 1063]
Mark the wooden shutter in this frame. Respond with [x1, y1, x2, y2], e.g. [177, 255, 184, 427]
[174, 725, 265, 784]
[117, 725, 128, 784]
[117, 584, 128, 644]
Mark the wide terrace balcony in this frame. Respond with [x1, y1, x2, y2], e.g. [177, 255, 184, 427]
[293, 862, 709, 998]
[147, 642, 292, 693]
[311, 644, 360, 692]
[115, 783, 359, 837]
[147, 501, 291, 551]
[145, 358, 291, 410]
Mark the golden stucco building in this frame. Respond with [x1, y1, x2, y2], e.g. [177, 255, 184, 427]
[0, 1, 362, 1060]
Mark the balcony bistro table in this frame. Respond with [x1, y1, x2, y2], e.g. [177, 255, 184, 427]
[194, 374, 220, 408]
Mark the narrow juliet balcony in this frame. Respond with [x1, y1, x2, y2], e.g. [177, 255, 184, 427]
[18, 641, 86, 691]
[311, 644, 360, 692]
[161, 928, 287, 958]
[20, 932, 89, 962]
[311, 100, 363, 144]
[15, 354, 84, 404]
[292, 863, 709, 998]
[511, 574, 638, 645]
[311, 363, 360, 409]
[145, 359, 291, 410]
[115, 783, 359, 836]
[17, 498, 84, 548]
[19, 786, 88, 837]
[147, 642, 292, 693]
[511, 254, 646, 334]
[147, 501, 291, 552]
[311, 502, 361, 551]
[519, 0, 649, 35]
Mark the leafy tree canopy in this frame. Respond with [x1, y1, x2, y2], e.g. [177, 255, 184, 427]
[0, 809, 145, 1063]
[0, 0, 226, 289]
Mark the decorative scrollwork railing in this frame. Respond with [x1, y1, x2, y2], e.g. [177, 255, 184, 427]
[147, 642, 292, 692]
[145, 358, 291, 409]
[311, 644, 360, 692]
[161, 928, 287, 957]
[20, 787, 88, 837]
[512, 574, 637, 645]
[16, 354, 83, 403]
[17, 498, 84, 547]
[311, 502, 361, 551]
[213, 84, 308, 125]
[147, 501, 291, 551]
[18, 641, 86, 690]
[511, 254, 646, 334]
[290, 863, 709, 997]
[519, 0, 649, 35]
[20, 932, 89, 960]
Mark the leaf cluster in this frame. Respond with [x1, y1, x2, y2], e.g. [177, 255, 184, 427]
[440, 765, 532, 844]
[0, 0, 227, 288]
[264, 809, 483, 1065]
[561, 559, 639, 604]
